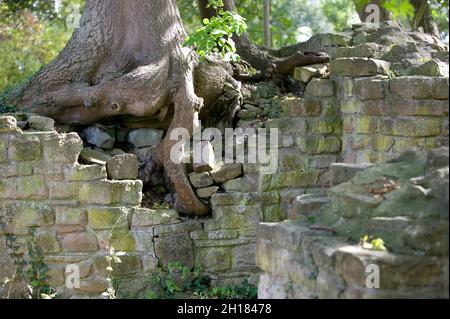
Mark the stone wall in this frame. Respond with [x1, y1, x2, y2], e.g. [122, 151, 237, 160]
[256, 148, 449, 299]
[1, 21, 449, 299]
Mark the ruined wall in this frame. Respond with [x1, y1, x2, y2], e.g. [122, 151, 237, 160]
[1, 21, 449, 299]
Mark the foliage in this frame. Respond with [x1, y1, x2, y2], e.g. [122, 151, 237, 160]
[145, 262, 257, 299]
[199, 279, 258, 299]
[0, 1, 81, 93]
[102, 246, 126, 299]
[360, 235, 388, 251]
[321, 0, 360, 31]
[184, 0, 247, 61]
[25, 228, 57, 299]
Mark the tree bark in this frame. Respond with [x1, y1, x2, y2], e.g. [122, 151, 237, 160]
[410, 0, 440, 37]
[263, 0, 271, 48]
[7, 0, 214, 216]
[198, 0, 330, 77]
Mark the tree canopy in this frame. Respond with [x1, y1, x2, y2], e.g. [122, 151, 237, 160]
[1, 0, 448, 93]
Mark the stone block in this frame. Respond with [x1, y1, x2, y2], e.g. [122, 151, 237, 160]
[193, 141, 216, 172]
[55, 207, 87, 232]
[331, 58, 390, 76]
[88, 207, 129, 230]
[41, 132, 83, 164]
[28, 116, 55, 131]
[305, 79, 335, 97]
[84, 126, 115, 149]
[15, 175, 48, 198]
[127, 129, 163, 148]
[280, 97, 322, 116]
[154, 233, 194, 269]
[188, 172, 214, 188]
[79, 147, 111, 165]
[307, 117, 342, 135]
[35, 230, 61, 253]
[222, 175, 258, 193]
[197, 186, 219, 198]
[390, 76, 449, 100]
[106, 154, 139, 180]
[131, 208, 179, 227]
[49, 181, 80, 199]
[392, 118, 442, 137]
[354, 77, 386, 99]
[297, 136, 342, 154]
[330, 163, 374, 186]
[294, 63, 328, 83]
[196, 247, 232, 272]
[391, 99, 449, 116]
[8, 135, 42, 162]
[0, 116, 18, 133]
[61, 232, 99, 252]
[64, 164, 107, 181]
[210, 163, 243, 183]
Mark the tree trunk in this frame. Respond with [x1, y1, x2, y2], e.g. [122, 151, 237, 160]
[198, 0, 330, 77]
[263, 0, 271, 48]
[410, 0, 440, 37]
[7, 0, 213, 216]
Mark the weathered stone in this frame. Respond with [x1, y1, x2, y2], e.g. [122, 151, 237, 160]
[297, 136, 342, 154]
[354, 77, 386, 100]
[154, 220, 202, 237]
[210, 163, 243, 183]
[0, 139, 7, 163]
[106, 154, 139, 180]
[392, 118, 442, 137]
[15, 175, 48, 198]
[127, 129, 163, 148]
[305, 79, 335, 97]
[197, 186, 219, 198]
[79, 148, 111, 165]
[331, 58, 391, 76]
[61, 232, 99, 252]
[196, 247, 232, 272]
[28, 116, 55, 131]
[391, 99, 449, 116]
[330, 163, 374, 186]
[8, 135, 42, 162]
[222, 175, 257, 193]
[154, 233, 194, 269]
[55, 207, 87, 230]
[410, 60, 449, 77]
[35, 230, 61, 253]
[97, 229, 136, 252]
[41, 132, 83, 164]
[188, 172, 214, 188]
[390, 76, 449, 100]
[84, 126, 115, 149]
[49, 181, 80, 199]
[294, 63, 328, 83]
[336, 42, 385, 59]
[65, 164, 107, 181]
[13, 205, 53, 228]
[131, 208, 179, 227]
[289, 194, 330, 218]
[193, 141, 216, 172]
[79, 180, 142, 205]
[88, 207, 129, 230]
[307, 117, 342, 135]
[280, 97, 322, 116]
[0, 116, 18, 133]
